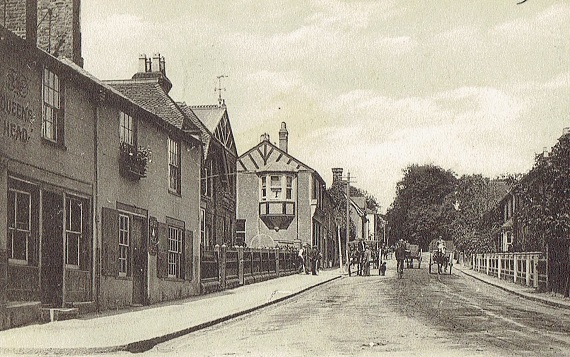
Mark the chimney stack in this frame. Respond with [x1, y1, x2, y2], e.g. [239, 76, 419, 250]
[563, 127, 570, 136]
[279, 122, 288, 153]
[543, 147, 549, 158]
[26, 0, 38, 45]
[138, 54, 149, 72]
[332, 168, 343, 185]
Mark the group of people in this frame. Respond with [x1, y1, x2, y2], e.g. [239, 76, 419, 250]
[348, 241, 374, 276]
[297, 244, 322, 275]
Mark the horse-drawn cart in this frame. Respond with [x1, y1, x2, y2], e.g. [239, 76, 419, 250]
[428, 239, 454, 274]
[406, 244, 422, 268]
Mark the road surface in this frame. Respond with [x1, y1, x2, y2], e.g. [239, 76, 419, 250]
[133, 257, 570, 356]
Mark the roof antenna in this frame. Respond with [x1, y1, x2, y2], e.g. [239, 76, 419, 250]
[215, 75, 228, 107]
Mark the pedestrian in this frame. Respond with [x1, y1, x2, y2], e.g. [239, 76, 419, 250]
[303, 244, 310, 274]
[395, 240, 407, 276]
[297, 245, 305, 274]
[363, 244, 371, 276]
[311, 246, 321, 275]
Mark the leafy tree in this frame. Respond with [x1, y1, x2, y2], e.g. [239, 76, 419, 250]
[513, 133, 570, 249]
[386, 164, 457, 249]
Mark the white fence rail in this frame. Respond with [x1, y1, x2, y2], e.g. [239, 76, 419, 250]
[472, 252, 545, 289]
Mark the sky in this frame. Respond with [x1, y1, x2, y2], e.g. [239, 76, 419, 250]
[81, 0, 570, 212]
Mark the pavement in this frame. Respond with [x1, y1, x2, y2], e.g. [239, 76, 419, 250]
[0, 271, 341, 355]
[453, 263, 570, 310]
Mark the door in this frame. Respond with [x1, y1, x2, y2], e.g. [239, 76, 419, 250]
[131, 217, 147, 305]
[41, 191, 64, 307]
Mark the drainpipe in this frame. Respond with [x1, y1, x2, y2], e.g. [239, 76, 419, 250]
[93, 92, 102, 312]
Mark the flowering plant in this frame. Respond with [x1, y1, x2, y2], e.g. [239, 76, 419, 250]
[119, 142, 152, 178]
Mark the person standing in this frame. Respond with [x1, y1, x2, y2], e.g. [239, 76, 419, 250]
[297, 246, 305, 274]
[395, 240, 407, 276]
[363, 245, 371, 276]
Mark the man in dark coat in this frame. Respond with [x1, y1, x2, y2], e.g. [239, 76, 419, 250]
[395, 240, 407, 275]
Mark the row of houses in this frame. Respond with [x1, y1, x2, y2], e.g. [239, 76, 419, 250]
[0, 0, 384, 329]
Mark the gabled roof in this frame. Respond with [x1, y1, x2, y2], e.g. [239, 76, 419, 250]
[105, 78, 198, 132]
[192, 105, 237, 156]
[190, 105, 225, 133]
[178, 103, 211, 157]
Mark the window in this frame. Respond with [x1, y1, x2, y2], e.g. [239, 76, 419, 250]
[8, 189, 31, 263]
[286, 176, 293, 199]
[119, 112, 135, 146]
[168, 226, 183, 278]
[119, 214, 130, 276]
[168, 138, 181, 193]
[259, 175, 294, 201]
[270, 175, 281, 199]
[42, 68, 63, 143]
[261, 176, 267, 200]
[65, 197, 82, 267]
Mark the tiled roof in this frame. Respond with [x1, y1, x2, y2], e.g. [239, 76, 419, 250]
[178, 102, 211, 157]
[105, 78, 197, 131]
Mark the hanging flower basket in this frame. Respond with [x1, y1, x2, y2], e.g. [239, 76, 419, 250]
[119, 142, 151, 180]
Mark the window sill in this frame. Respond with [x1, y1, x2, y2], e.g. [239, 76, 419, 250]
[42, 137, 67, 150]
[116, 275, 132, 281]
[8, 259, 30, 266]
[164, 276, 185, 282]
[65, 264, 80, 270]
[168, 189, 182, 198]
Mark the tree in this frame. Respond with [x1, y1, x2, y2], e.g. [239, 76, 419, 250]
[513, 132, 570, 249]
[386, 164, 457, 249]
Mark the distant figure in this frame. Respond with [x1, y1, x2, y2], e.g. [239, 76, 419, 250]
[436, 236, 446, 254]
[297, 246, 305, 274]
[363, 245, 371, 276]
[395, 240, 407, 275]
[310, 246, 322, 275]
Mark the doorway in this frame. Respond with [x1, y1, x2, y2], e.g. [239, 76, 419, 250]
[131, 216, 147, 305]
[41, 191, 63, 307]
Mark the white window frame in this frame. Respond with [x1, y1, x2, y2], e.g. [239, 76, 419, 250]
[270, 175, 282, 200]
[42, 68, 61, 142]
[8, 188, 31, 265]
[168, 226, 183, 278]
[119, 111, 135, 146]
[118, 214, 130, 277]
[286, 176, 293, 200]
[168, 137, 181, 193]
[65, 197, 82, 268]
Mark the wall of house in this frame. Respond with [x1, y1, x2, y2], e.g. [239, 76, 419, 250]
[1, 36, 94, 328]
[96, 103, 201, 310]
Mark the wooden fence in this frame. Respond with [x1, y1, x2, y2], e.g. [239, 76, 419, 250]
[200, 246, 299, 294]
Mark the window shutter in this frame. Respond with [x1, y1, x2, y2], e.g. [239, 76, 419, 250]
[101, 207, 119, 276]
[157, 222, 169, 278]
[185, 230, 193, 281]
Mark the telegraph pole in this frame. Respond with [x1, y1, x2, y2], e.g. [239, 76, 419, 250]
[345, 171, 351, 268]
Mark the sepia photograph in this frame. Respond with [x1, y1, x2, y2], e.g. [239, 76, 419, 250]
[0, 0, 569, 356]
